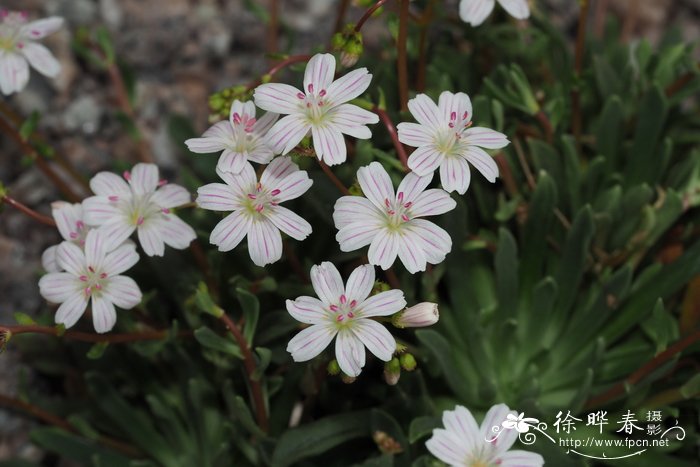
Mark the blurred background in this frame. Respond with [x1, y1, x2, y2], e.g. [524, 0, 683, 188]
[1, 0, 699, 461]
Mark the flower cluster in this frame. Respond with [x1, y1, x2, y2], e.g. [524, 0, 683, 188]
[39, 164, 195, 333]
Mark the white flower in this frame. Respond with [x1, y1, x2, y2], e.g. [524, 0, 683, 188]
[196, 157, 313, 267]
[333, 162, 456, 273]
[393, 302, 439, 328]
[185, 100, 278, 174]
[82, 163, 196, 257]
[459, 0, 530, 27]
[0, 10, 63, 95]
[426, 404, 544, 467]
[38, 230, 142, 333]
[254, 53, 379, 165]
[286, 262, 405, 377]
[397, 91, 509, 194]
[41, 201, 91, 272]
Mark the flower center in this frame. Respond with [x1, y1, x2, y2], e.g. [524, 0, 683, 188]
[108, 172, 170, 227]
[0, 11, 27, 51]
[329, 294, 358, 327]
[79, 266, 109, 298]
[244, 182, 280, 216]
[382, 191, 413, 230]
[297, 83, 329, 124]
[231, 112, 258, 151]
[435, 110, 473, 153]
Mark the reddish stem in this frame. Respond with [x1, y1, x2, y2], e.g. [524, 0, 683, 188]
[384, 267, 401, 290]
[1, 195, 57, 227]
[318, 159, 351, 195]
[1, 324, 190, 343]
[374, 106, 409, 171]
[354, 0, 390, 33]
[245, 54, 312, 92]
[397, 0, 410, 112]
[266, 0, 279, 57]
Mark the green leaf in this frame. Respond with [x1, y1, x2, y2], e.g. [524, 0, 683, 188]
[86, 342, 109, 359]
[192, 282, 224, 318]
[520, 172, 557, 291]
[252, 347, 271, 380]
[236, 288, 260, 344]
[271, 411, 371, 467]
[18, 111, 40, 141]
[29, 427, 132, 467]
[415, 329, 473, 401]
[408, 416, 440, 443]
[194, 326, 243, 359]
[495, 227, 519, 327]
[13, 312, 36, 325]
[596, 96, 624, 173]
[625, 85, 668, 187]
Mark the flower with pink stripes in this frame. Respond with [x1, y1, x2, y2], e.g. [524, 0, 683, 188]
[333, 162, 456, 274]
[38, 230, 142, 333]
[397, 91, 509, 194]
[459, 0, 530, 27]
[82, 163, 196, 257]
[185, 100, 278, 174]
[0, 10, 63, 95]
[426, 404, 544, 467]
[196, 157, 313, 267]
[41, 201, 91, 272]
[286, 262, 405, 377]
[253, 53, 379, 165]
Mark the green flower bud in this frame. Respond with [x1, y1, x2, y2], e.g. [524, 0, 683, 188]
[400, 353, 417, 371]
[327, 359, 341, 375]
[383, 357, 401, 385]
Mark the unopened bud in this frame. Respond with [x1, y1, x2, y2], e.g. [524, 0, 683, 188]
[0, 330, 11, 354]
[373, 430, 403, 454]
[341, 373, 356, 384]
[383, 357, 401, 385]
[327, 359, 341, 375]
[392, 302, 439, 328]
[400, 353, 416, 371]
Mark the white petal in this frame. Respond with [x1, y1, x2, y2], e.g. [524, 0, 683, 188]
[217, 149, 248, 174]
[20, 17, 64, 39]
[152, 184, 191, 208]
[21, 42, 60, 77]
[344, 264, 375, 304]
[459, 0, 496, 26]
[333, 196, 384, 229]
[410, 189, 456, 217]
[55, 292, 88, 329]
[129, 163, 159, 195]
[52, 202, 83, 241]
[254, 83, 304, 115]
[247, 219, 283, 266]
[56, 242, 86, 276]
[185, 121, 231, 153]
[426, 429, 470, 466]
[196, 183, 239, 211]
[463, 146, 500, 183]
[156, 215, 196, 249]
[464, 127, 509, 149]
[269, 170, 313, 202]
[89, 172, 131, 196]
[230, 100, 256, 122]
[497, 0, 531, 19]
[103, 242, 139, 275]
[440, 156, 471, 194]
[97, 221, 135, 253]
[480, 404, 518, 455]
[328, 104, 379, 133]
[0, 52, 29, 95]
[352, 319, 395, 361]
[358, 289, 406, 318]
[408, 145, 444, 176]
[398, 230, 428, 273]
[39, 272, 78, 303]
[397, 122, 434, 148]
[405, 219, 452, 264]
[336, 222, 380, 252]
[210, 211, 251, 252]
[217, 162, 257, 195]
[304, 53, 335, 93]
[286, 296, 328, 324]
[335, 329, 365, 377]
[41, 245, 60, 272]
[311, 125, 346, 165]
[137, 222, 165, 256]
[442, 406, 481, 452]
[310, 262, 345, 305]
[265, 115, 310, 155]
[261, 156, 298, 187]
[438, 91, 473, 126]
[266, 206, 312, 241]
[357, 162, 395, 210]
[396, 171, 432, 205]
[287, 324, 336, 362]
[252, 111, 279, 135]
[82, 196, 121, 225]
[367, 230, 399, 270]
[407, 94, 442, 129]
[91, 296, 117, 334]
[246, 143, 275, 165]
[326, 68, 373, 105]
[103, 275, 142, 309]
[496, 450, 544, 466]
[84, 230, 106, 271]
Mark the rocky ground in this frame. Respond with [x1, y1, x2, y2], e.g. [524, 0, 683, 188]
[0, 0, 698, 462]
